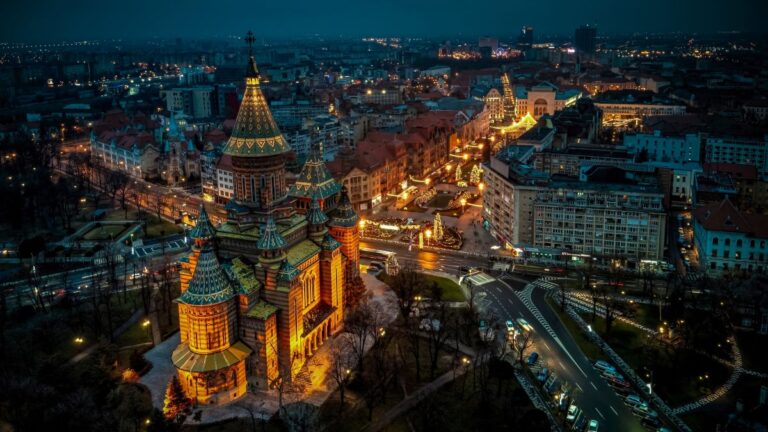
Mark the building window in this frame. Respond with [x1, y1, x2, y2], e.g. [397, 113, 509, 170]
[737, 239, 743, 247]
[712, 237, 719, 246]
[725, 239, 731, 246]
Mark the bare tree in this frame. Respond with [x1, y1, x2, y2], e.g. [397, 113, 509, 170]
[328, 342, 353, 411]
[425, 302, 451, 379]
[510, 330, 534, 366]
[343, 297, 387, 373]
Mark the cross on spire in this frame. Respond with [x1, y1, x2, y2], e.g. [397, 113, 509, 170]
[245, 30, 255, 57]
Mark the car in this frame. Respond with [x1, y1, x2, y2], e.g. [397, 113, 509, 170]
[517, 318, 533, 331]
[607, 375, 631, 389]
[527, 352, 539, 365]
[505, 320, 516, 334]
[632, 402, 655, 416]
[572, 414, 587, 431]
[642, 416, 661, 428]
[566, 404, 581, 422]
[478, 319, 496, 342]
[601, 368, 624, 379]
[625, 394, 646, 408]
[558, 392, 570, 412]
[544, 377, 560, 395]
[587, 419, 599, 432]
[594, 360, 616, 373]
[537, 367, 549, 383]
[419, 318, 441, 332]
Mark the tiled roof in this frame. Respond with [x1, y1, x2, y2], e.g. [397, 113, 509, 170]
[288, 149, 341, 200]
[189, 206, 216, 240]
[306, 198, 329, 225]
[321, 233, 341, 251]
[277, 260, 300, 284]
[256, 217, 287, 250]
[246, 301, 279, 320]
[178, 246, 235, 306]
[172, 341, 251, 372]
[223, 57, 290, 157]
[693, 198, 768, 238]
[287, 239, 321, 268]
[330, 186, 358, 227]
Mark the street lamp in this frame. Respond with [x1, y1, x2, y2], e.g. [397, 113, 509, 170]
[461, 198, 467, 212]
[425, 229, 432, 246]
[478, 182, 485, 192]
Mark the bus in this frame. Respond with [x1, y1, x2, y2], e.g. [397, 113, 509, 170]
[359, 247, 396, 262]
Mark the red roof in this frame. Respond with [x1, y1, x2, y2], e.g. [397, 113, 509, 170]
[703, 163, 758, 181]
[216, 154, 233, 171]
[693, 198, 768, 238]
[406, 110, 458, 130]
[355, 133, 406, 171]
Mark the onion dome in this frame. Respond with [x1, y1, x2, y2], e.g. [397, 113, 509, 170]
[256, 217, 287, 251]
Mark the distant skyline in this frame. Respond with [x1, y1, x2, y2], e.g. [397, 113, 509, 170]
[2, 0, 766, 42]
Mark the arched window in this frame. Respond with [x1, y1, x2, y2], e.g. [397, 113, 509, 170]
[712, 237, 719, 246]
[725, 238, 731, 246]
[737, 239, 743, 247]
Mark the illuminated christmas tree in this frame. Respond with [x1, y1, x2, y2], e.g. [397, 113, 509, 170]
[455, 164, 463, 182]
[434, 213, 444, 241]
[470, 164, 482, 184]
[163, 375, 192, 420]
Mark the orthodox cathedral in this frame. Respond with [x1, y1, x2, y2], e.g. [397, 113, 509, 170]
[171, 36, 361, 406]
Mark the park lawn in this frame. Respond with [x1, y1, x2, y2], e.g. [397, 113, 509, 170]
[379, 272, 465, 302]
[587, 314, 731, 407]
[81, 223, 131, 241]
[735, 330, 768, 374]
[680, 375, 768, 432]
[422, 274, 465, 302]
[143, 216, 183, 238]
[625, 302, 663, 330]
[400, 203, 429, 213]
[397, 365, 540, 432]
[545, 297, 603, 360]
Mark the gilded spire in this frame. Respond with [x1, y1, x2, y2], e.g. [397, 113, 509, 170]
[223, 31, 290, 157]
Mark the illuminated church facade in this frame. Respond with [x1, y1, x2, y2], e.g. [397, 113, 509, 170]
[171, 34, 361, 406]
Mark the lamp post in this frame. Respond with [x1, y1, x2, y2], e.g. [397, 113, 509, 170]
[461, 198, 467, 213]
[425, 229, 432, 246]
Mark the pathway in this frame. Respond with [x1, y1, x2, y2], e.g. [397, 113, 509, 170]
[67, 307, 144, 364]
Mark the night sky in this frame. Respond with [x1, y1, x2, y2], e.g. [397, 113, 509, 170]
[2, 0, 766, 41]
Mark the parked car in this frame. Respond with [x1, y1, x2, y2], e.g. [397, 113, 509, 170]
[544, 377, 560, 395]
[642, 416, 661, 428]
[601, 368, 624, 380]
[594, 360, 616, 374]
[632, 402, 657, 417]
[419, 318, 441, 332]
[572, 414, 587, 431]
[527, 352, 539, 365]
[566, 404, 581, 422]
[537, 368, 549, 383]
[587, 419, 599, 432]
[478, 319, 496, 342]
[558, 392, 570, 412]
[625, 394, 646, 408]
[606, 375, 631, 389]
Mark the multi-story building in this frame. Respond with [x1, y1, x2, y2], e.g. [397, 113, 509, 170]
[484, 145, 667, 263]
[172, 53, 361, 406]
[624, 130, 701, 163]
[593, 90, 687, 120]
[215, 154, 234, 204]
[532, 144, 632, 177]
[514, 83, 582, 119]
[270, 100, 328, 128]
[574, 25, 597, 55]
[483, 147, 549, 248]
[703, 134, 768, 177]
[533, 173, 667, 262]
[693, 198, 768, 275]
[165, 87, 214, 119]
